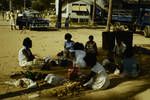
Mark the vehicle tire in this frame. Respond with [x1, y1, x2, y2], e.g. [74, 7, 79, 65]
[144, 26, 150, 38]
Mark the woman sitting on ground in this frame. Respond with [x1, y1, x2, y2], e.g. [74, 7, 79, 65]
[18, 37, 51, 69]
[82, 53, 110, 90]
[18, 37, 36, 67]
[72, 42, 86, 68]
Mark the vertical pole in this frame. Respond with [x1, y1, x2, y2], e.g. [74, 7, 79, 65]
[9, 0, 12, 11]
[66, 0, 69, 17]
[106, 0, 112, 32]
[56, 0, 62, 28]
[138, 0, 142, 17]
[24, 0, 26, 10]
[92, 0, 96, 25]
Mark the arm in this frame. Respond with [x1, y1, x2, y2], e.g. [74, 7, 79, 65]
[94, 42, 98, 54]
[64, 41, 66, 49]
[22, 49, 35, 61]
[85, 42, 88, 52]
[83, 71, 96, 84]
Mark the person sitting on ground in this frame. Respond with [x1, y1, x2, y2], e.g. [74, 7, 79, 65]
[113, 38, 126, 75]
[85, 35, 98, 56]
[72, 42, 86, 68]
[67, 61, 81, 81]
[18, 37, 35, 67]
[121, 48, 140, 78]
[82, 53, 110, 90]
[64, 33, 74, 58]
[18, 37, 51, 69]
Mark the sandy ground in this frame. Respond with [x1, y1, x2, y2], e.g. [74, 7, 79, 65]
[0, 19, 150, 100]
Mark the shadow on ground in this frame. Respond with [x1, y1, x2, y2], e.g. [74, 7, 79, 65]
[0, 47, 150, 100]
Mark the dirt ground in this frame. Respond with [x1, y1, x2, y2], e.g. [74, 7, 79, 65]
[0, 19, 150, 100]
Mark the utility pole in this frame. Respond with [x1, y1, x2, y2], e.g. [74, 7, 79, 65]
[138, 0, 142, 14]
[24, 0, 26, 10]
[56, 0, 62, 28]
[106, 0, 112, 32]
[92, 0, 96, 25]
[9, 0, 12, 11]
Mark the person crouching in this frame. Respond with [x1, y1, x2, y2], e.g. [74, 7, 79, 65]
[83, 53, 110, 90]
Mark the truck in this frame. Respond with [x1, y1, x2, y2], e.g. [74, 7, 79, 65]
[111, 8, 150, 37]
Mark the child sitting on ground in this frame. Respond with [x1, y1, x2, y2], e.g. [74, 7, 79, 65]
[64, 33, 74, 58]
[85, 35, 98, 56]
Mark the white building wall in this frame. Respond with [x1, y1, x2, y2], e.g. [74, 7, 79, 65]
[62, 1, 91, 22]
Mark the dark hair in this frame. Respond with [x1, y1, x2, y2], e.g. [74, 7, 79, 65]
[89, 35, 94, 40]
[65, 33, 72, 40]
[73, 42, 84, 50]
[23, 37, 32, 48]
[84, 53, 97, 67]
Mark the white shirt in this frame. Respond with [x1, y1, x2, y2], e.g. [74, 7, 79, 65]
[84, 62, 110, 90]
[18, 47, 33, 67]
[10, 12, 15, 20]
[74, 50, 86, 68]
[64, 40, 74, 52]
[18, 13, 23, 17]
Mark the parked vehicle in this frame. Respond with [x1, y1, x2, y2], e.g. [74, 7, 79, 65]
[111, 8, 150, 37]
[16, 10, 50, 30]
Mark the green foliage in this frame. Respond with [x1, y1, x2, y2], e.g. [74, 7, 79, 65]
[13, 0, 31, 9]
[32, 0, 51, 11]
[0, 0, 31, 10]
[0, 0, 80, 11]
[0, 0, 9, 10]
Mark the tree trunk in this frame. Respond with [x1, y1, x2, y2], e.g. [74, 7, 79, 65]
[56, 0, 62, 28]
[9, 0, 12, 11]
[106, 0, 112, 32]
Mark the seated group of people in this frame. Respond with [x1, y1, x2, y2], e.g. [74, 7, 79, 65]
[102, 38, 140, 78]
[18, 33, 140, 90]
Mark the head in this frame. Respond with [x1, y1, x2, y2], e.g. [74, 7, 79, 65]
[73, 42, 84, 50]
[23, 37, 32, 48]
[89, 35, 94, 41]
[84, 53, 97, 67]
[65, 33, 72, 41]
